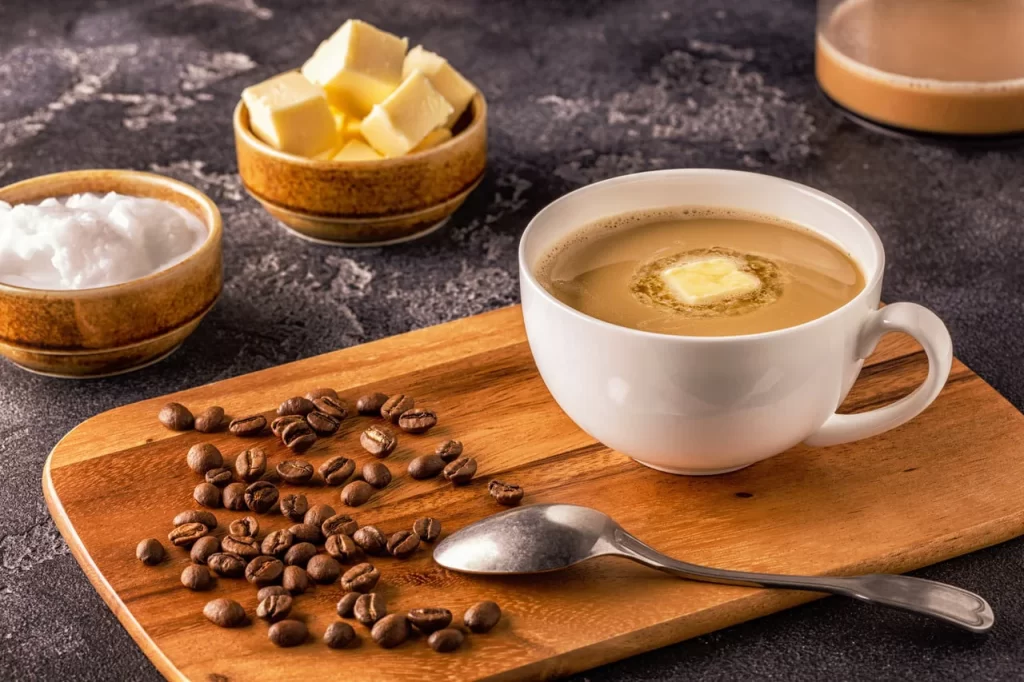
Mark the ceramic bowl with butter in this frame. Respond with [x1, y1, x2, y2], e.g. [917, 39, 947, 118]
[234, 19, 487, 246]
[0, 169, 222, 378]
[235, 94, 486, 246]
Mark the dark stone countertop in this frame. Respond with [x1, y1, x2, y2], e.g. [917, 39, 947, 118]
[2, 0, 1023, 679]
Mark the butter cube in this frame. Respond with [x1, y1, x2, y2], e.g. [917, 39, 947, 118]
[361, 70, 453, 157]
[242, 72, 337, 157]
[403, 46, 476, 127]
[661, 257, 761, 305]
[331, 108, 347, 134]
[345, 117, 363, 138]
[411, 127, 452, 152]
[333, 139, 382, 161]
[301, 19, 408, 117]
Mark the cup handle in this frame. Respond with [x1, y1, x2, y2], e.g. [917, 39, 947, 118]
[803, 303, 953, 448]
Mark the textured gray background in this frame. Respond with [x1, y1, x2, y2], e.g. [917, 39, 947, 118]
[2, 0, 1023, 679]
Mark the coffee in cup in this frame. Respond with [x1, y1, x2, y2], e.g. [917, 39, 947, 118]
[535, 208, 865, 337]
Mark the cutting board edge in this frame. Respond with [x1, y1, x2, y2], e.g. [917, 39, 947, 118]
[43, 454, 189, 682]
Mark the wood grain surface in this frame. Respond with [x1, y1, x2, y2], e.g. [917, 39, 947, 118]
[44, 305, 1024, 681]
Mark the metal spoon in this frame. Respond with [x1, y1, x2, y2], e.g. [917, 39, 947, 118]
[433, 504, 994, 633]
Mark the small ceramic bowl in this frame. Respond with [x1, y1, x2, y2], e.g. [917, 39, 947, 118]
[0, 170, 223, 378]
[234, 92, 487, 246]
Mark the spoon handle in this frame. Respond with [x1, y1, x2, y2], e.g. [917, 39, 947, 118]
[613, 530, 993, 633]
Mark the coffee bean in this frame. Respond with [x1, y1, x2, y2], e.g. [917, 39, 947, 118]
[360, 425, 397, 458]
[222, 482, 247, 511]
[321, 514, 358, 538]
[181, 564, 213, 591]
[261, 530, 295, 556]
[353, 526, 387, 556]
[356, 392, 388, 415]
[193, 482, 222, 508]
[304, 504, 336, 529]
[408, 454, 445, 480]
[337, 593, 361, 619]
[257, 593, 293, 622]
[284, 541, 318, 567]
[281, 419, 317, 452]
[341, 562, 380, 593]
[190, 536, 220, 565]
[387, 531, 420, 559]
[246, 555, 284, 586]
[435, 439, 463, 462]
[228, 516, 259, 538]
[186, 443, 222, 475]
[136, 538, 165, 565]
[341, 480, 374, 507]
[464, 600, 501, 633]
[324, 621, 357, 649]
[362, 462, 391, 489]
[208, 553, 246, 578]
[319, 456, 355, 486]
[173, 510, 218, 529]
[306, 410, 341, 436]
[282, 565, 309, 594]
[488, 479, 524, 506]
[229, 414, 266, 437]
[312, 396, 348, 420]
[235, 447, 267, 482]
[380, 394, 414, 423]
[271, 414, 304, 438]
[412, 517, 441, 543]
[289, 523, 323, 545]
[204, 467, 233, 487]
[443, 456, 477, 485]
[203, 598, 246, 628]
[428, 628, 464, 652]
[279, 493, 309, 522]
[159, 402, 193, 431]
[278, 396, 317, 417]
[398, 408, 437, 434]
[168, 522, 208, 547]
[354, 593, 387, 625]
[257, 586, 288, 602]
[371, 614, 409, 648]
[222, 535, 261, 559]
[305, 387, 338, 401]
[194, 406, 225, 433]
[307, 554, 341, 584]
[268, 619, 307, 648]
[277, 459, 314, 484]
[407, 607, 452, 634]
[244, 481, 279, 513]
[325, 534, 363, 563]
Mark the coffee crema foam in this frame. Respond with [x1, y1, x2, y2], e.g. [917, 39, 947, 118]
[630, 247, 782, 319]
[536, 207, 865, 337]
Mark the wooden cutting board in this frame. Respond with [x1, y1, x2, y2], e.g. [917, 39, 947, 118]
[44, 305, 1024, 682]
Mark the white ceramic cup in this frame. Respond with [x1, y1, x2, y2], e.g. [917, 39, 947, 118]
[519, 169, 952, 475]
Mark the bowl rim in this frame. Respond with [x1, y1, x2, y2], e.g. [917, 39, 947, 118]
[233, 91, 487, 168]
[0, 169, 222, 298]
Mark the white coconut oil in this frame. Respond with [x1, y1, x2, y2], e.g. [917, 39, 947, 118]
[0, 192, 208, 290]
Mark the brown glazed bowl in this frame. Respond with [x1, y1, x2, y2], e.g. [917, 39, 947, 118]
[0, 170, 223, 378]
[234, 91, 487, 246]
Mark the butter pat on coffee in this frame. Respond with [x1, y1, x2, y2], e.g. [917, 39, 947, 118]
[403, 46, 476, 127]
[302, 19, 407, 117]
[242, 72, 336, 157]
[361, 71, 453, 157]
[661, 257, 761, 305]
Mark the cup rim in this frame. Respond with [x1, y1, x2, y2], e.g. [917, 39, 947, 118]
[0, 169, 222, 298]
[518, 168, 885, 343]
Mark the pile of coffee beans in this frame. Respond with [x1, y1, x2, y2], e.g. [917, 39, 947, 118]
[146, 388, 514, 653]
